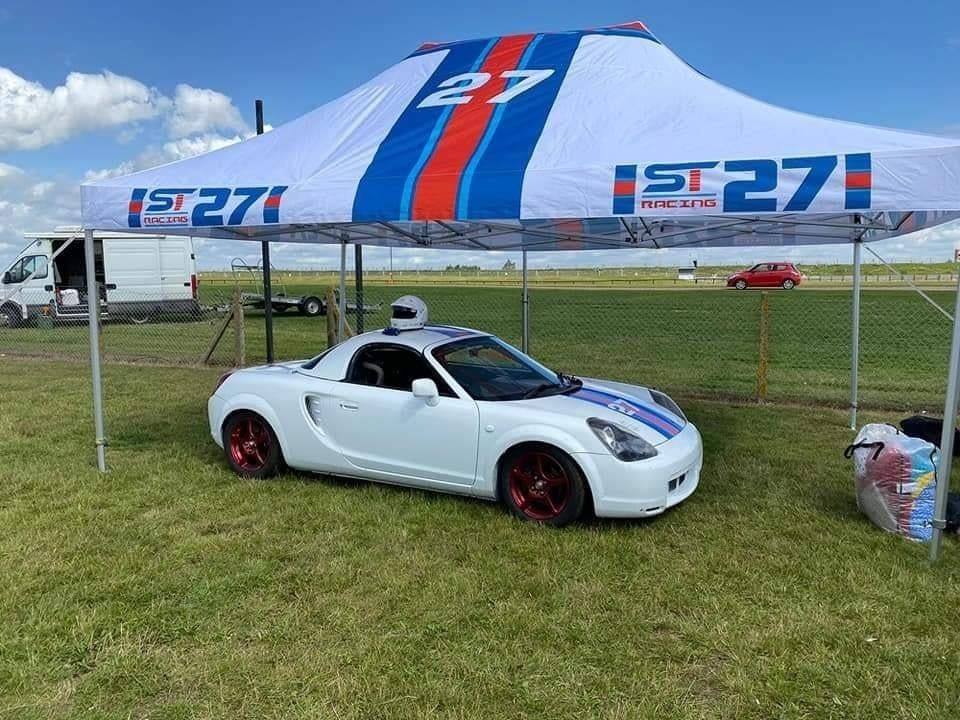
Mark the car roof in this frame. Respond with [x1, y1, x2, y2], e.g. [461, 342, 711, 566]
[299, 324, 490, 379]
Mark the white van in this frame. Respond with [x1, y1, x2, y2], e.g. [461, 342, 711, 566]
[0, 227, 200, 327]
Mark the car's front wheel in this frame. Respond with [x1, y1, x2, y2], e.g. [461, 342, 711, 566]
[222, 411, 284, 478]
[782, 278, 795, 290]
[734, 279, 747, 290]
[499, 444, 586, 526]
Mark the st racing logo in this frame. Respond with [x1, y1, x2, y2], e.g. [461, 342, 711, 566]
[612, 154, 871, 215]
[128, 186, 288, 228]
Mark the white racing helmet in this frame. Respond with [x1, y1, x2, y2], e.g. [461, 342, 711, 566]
[390, 295, 428, 331]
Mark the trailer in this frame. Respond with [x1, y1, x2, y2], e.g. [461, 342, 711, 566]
[230, 258, 381, 317]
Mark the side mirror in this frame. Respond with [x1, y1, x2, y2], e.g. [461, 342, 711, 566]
[412, 378, 440, 407]
[1, 272, 10, 285]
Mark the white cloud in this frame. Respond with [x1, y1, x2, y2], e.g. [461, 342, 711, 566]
[0, 67, 249, 151]
[166, 84, 246, 139]
[0, 68, 163, 151]
[84, 127, 270, 183]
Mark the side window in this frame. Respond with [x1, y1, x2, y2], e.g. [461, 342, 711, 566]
[347, 345, 454, 395]
[7, 255, 48, 283]
[25, 255, 48, 280]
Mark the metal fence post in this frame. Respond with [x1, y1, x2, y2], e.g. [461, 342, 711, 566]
[757, 291, 769, 402]
[338, 235, 347, 342]
[355, 244, 364, 334]
[521, 250, 529, 353]
[84, 229, 107, 472]
[850, 240, 863, 429]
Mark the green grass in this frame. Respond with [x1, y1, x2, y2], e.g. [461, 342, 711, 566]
[0, 286, 954, 411]
[202, 261, 960, 288]
[2, 357, 959, 719]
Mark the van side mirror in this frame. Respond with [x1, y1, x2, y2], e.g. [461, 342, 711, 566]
[1, 272, 10, 285]
[412, 378, 440, 406]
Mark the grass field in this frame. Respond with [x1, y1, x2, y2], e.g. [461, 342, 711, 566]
[203, 261, 960, 289]
[2, 358, 959, 719]
[1, 286, 954, 411]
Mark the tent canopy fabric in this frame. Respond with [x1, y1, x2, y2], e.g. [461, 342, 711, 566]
[80, 21, 960, 250]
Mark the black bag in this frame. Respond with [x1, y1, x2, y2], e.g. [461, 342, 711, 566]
[948, 494, 960, 534]
[899, 415, 960, 457]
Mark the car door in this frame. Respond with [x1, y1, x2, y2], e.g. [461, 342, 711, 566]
[323, 343, 480, 487]
[753, 264, 776, 287]
[2, 254, 52, 311]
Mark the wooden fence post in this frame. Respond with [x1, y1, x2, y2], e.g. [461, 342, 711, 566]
[757, 291, 770, 402]
[233, 287, 245, 367]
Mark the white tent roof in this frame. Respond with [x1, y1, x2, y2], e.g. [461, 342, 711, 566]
[80, 21, 960, 251]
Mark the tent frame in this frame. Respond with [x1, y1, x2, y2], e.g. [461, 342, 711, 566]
[79, 216, 958, 560]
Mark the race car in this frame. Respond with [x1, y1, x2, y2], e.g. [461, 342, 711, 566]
[208, 296, 702, 525]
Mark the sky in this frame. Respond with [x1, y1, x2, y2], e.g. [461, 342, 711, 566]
[0, 0, 958, 271]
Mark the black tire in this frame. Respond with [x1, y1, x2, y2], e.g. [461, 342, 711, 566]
[498, 444, 587, 526]
[734, 279, 748, 290]
[782, 279, 795, 290]
[222, 411, 284, 478]
[299, 296, 322, 317]
[0, 305, 21, 328]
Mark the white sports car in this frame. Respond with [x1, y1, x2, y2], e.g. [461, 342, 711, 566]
[208, 299, 701, 525]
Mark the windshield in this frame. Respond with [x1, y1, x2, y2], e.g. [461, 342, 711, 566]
[433, 336, 577, 401]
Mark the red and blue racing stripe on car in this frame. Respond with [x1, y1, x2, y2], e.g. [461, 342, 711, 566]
[570, 386, 684, 439]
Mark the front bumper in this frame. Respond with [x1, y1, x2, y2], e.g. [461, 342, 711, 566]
[574, 422, 703, 518]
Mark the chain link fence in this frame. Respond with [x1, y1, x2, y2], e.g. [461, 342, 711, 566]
[0, 249, 955, 414]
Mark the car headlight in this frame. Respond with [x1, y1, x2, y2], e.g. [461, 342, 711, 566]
[587, 417, 658, 461]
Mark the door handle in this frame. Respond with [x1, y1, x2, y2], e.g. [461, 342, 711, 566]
[44, 285, 53, 291]
[339, 401, 359, 410]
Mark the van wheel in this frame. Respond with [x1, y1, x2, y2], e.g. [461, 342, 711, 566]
[0, 306, 21, 328]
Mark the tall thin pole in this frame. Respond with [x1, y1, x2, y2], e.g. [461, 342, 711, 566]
[521, 250, 530, 353]
[256, 99, 274, 363]
[84, 229, 107, 472]
[849, 239, 863, 430]
[930, 270, 960, 561]
[338, 236, 347, 341]
[355, 244, 364, 334]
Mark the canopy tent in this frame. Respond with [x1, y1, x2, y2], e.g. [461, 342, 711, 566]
[79, 21, 960, 557]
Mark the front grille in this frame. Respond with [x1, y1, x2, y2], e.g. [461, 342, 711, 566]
[668, 473, 687, 493]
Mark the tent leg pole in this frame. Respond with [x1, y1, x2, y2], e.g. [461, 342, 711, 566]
[930, 271, 960, 562]
[255, 99, 274, 364]
[338, 237, 347, 341]
[262, 241, 274, 363]
[84, 229, 107, 472]
[354, 244, 364, 334]
[521, 251, 529, 353]
[850, 240, 862, 430]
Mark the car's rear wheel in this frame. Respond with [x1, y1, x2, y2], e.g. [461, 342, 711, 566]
[223, 411, 284, 478]
[499, 445, 586, 526]
[782, 278, 795, 290]
[734, 279, 747, 290]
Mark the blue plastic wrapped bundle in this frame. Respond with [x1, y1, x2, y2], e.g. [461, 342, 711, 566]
[847, 424, 939, 542]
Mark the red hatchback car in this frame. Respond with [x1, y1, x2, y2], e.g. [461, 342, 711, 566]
[727, 262, 803, 290]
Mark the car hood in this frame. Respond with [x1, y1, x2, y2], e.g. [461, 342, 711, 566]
[521, 379, 686, 446]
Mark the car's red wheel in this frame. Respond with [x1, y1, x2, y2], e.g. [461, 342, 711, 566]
[499, 445, 586, 526]
[223, 411, 284, 478]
